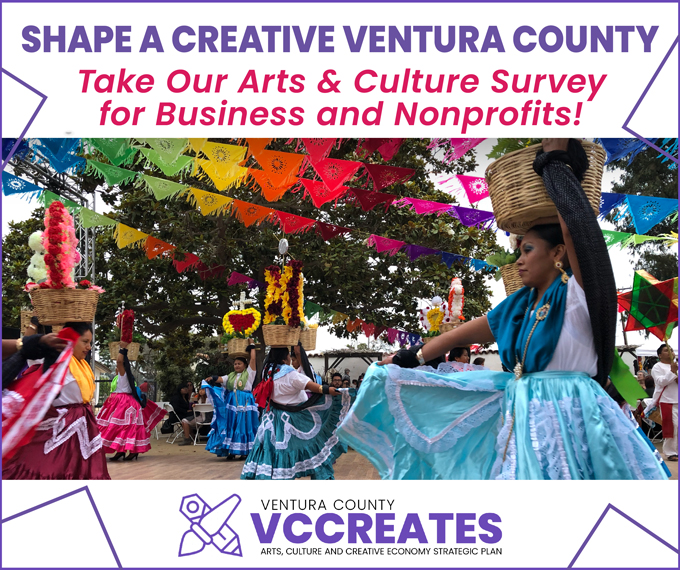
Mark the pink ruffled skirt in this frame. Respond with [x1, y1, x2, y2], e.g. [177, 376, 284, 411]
[97, 393, 155, 453]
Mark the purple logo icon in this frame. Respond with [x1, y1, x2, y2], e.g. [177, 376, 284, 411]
[179, 493, 242, 558]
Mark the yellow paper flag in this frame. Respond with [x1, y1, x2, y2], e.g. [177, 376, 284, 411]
[332, 312, 349, 324]
[201, 142, 247, 176]
[195, 158, 249, 191]
[189, 138, 208, 155]
[115, 223, 149, 249]
[187, 188, 233, 216]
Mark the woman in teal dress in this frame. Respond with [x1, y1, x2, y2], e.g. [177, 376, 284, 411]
[337, 139, 668, 480]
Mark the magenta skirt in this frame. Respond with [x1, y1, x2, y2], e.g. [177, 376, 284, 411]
[97, 393, 151, 453]
[2, 404, 110, 480]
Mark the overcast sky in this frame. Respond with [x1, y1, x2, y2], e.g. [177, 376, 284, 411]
[3, 139, 676, 351]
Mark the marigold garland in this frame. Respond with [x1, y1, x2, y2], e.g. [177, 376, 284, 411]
[223, 307, 262, 338]
[263, 260, 305, 327]
[264, 265, 283, 324]
[426, 307, 445, 332]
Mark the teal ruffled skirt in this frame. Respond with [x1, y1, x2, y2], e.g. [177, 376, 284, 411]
[337, 363, 668, 480]
[241, 391, 352, 480]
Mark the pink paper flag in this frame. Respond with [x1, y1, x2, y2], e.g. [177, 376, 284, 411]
[227, 271, 253, 286]
[367, 234, 405, 256]
[386, 328, 399, 344]
[457, 175, 489, 204]
[398, 197, 453, 215]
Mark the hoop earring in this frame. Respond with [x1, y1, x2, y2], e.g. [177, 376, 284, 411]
[555, 261, 569, 284]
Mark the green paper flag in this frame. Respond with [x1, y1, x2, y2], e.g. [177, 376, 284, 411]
[601, 229, 632, 248]
[80, 208, 118, 228]
[304, 301, 323, 319]
[136, 138, 188, 164]
[85, 160, 138, 187]
[40, 190, 82, 214]
[136, 174, 188, 200]
[138, 147, 193, 177]
[85, 138, 137, 166]
[609, 350, 649, 406]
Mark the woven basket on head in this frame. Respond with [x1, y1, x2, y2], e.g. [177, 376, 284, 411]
[262, 324, 300, 348]
[300, 328, 317, 351]
[52, 325, 63, 333]
[485, 142, 605, 234]
[109, 342, 141, 361]
[440, 321, 463, 334]
[227, 338, 249, 358]
[422, 336, 435, 344]
[30, 289, 99, 326]
[20, 309, 36, 333]
[500, 263, 524, 296]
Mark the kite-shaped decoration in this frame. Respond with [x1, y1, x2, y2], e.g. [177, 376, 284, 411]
[617, 270, 678, 341]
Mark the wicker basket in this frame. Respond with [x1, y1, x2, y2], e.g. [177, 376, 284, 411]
[500, 263, 524, 296]
[262, 324, 300, 348]
[440, 321, 463, 334]
[227, 338, 249, 357]
[20, 309, 36, 333]
[30, 289, 99, 325]
[300, 328, 317, 351]
[485, 142, 605, 233]
[109, 342, 141, 361]
[422, 336, 436, 344]
[52, 325, 63, 333]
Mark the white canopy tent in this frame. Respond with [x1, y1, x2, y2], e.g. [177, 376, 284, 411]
[634, 327, 678, 357]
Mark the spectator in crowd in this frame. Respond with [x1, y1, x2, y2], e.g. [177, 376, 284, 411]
[448, 347, 470, 364]
[343, 368, 351, 384]
[636, 371, 646, 389]
[331, 373, 343, 389]
[650, 344, 678, 461]
[645, 376, 656, 398]
[170, 383, 197, 446]
[342, 379, 351, 388]
[473, 357, 486, 366]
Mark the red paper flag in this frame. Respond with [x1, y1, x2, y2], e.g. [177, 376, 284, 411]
[198, 265, 226, 280]
[231, 200, 275, 227]
[362, 322, 376, 338]
[376, 139, 403, 161]
[276, 211, 317, 235]
[173, 252, 202, 273]
[364, 163, 415, 191]
[311, 158, 363, 192]
[144, 236, 176, 260]
[249, 168, 298, 202]
[255, 150, 306, 188]
[300, 179, 349, 207]
[302, 138, 336, 162]
[315, 221, 353, 241]
[350, 188, 397, 212]
[357, 138, 403, 161]
[347, 318, 363, 333]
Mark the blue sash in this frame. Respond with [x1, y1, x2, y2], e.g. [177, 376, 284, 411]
[487, 274, 569, 373]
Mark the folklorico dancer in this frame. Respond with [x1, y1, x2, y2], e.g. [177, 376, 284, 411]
[204, 344, 259, 460]
[337, 138, 668, 480]
[649, 344, 678, 461]
[3, 323, 110, 480]
[242, 345, 350, 480]
[96, 342, 166, 462]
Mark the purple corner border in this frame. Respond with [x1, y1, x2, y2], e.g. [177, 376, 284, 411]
[1, 486, 122, 568]
[622, 36, 679, 164]
[0, 68, 47, 171]
[568, 503, 679, 568]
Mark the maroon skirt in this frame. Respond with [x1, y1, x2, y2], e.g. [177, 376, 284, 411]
[2, 403, 110, 480]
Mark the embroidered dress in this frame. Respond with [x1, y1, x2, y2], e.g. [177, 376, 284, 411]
[205, 368, 259, 457]
[241, 366, 351, 480]
[96, 373, 165, 454]
[337, 278, 669, 480]
[2, 360, 109, 480]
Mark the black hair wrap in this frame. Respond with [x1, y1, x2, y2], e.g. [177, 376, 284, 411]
[533, 140, 616, 386]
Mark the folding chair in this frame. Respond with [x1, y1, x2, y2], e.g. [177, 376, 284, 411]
[163, 402, 184, 444]
[152, 401, 169, 440]
[191, 403, 214, 445]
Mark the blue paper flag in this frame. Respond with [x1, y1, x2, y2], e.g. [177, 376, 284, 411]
[625, 195, 679, 235]
[2, 138, 30, 161]
[440, 252, 465, 269]
[2, 171, 42, 199]
[598, 192, 628, 218]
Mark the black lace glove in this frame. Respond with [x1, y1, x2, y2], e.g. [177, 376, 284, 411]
[392, 344, 423, 368]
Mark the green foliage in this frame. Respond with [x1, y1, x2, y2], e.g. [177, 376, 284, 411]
[605, 146, 678, 281]
[486, 139, 543, 160]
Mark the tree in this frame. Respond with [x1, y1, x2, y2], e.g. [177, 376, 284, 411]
[605, 145, 678, 281]
[2, 138, 500, 394]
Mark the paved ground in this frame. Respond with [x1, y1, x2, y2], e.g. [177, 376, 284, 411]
[107, 433, 677, 480]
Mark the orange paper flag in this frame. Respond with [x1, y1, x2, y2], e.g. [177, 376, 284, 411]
[249, 168, 298, 202]
[231, 200, 275, 227]
[144, 237, 176, 259]
[246, 138, 273, 159]
[255, 150, 305, 188]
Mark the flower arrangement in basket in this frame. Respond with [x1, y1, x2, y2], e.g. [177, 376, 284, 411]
[25, 201, 104, 325]
[222, 296, 261, 357]
[418, 296, 448, 343]
[262, 259, 304, 347]
[109, 309, 141, 361]
[440, 277, 466, 334]
[485, 234, 524, 296]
